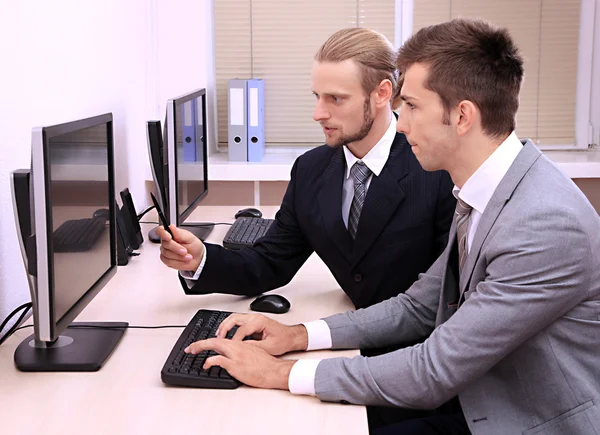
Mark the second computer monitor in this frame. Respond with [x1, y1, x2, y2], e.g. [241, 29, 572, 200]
[165, 88, 213, 240]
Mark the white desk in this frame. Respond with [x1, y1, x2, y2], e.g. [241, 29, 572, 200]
[0, 206, 367, 435]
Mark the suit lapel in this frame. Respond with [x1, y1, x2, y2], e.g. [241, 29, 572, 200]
[459, 141, 543, 299]
[318, 148, 353, 259]
[351, 137, 408, 268]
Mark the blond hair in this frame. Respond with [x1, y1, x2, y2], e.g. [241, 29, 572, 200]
[315, 28, 398, 98]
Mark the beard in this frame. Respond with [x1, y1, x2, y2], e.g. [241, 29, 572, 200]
[325, 98, 374, 148]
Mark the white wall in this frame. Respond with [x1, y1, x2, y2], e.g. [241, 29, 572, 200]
[0, 0, 213, 334]
[153, 0, 215, 157]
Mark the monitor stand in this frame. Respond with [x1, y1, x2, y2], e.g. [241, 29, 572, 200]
[148, 223, 214, 243]
[14, 321, 128, 372]
[181, 223, 214, 241]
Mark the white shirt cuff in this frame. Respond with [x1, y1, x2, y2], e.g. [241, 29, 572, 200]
[179, 249, 207, 287]
[288, 359, 321, 396]
[302, 320, 332, 351]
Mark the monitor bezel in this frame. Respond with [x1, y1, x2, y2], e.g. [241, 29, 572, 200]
[165, 88, 208, 226]
[31, 113, 117, 342]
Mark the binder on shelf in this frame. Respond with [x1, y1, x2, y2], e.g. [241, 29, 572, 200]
[246, 79, 265, 162]
[228, 79, 248, 161]
[182, 100, 196, 162]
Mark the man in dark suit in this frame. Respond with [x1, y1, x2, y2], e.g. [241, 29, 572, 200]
[158, 28, 455, 310]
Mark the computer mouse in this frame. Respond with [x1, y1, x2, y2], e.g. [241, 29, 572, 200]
[250, 294, 291, 314]
[93, 208, 110, 220]
[235, 207, 262, 219]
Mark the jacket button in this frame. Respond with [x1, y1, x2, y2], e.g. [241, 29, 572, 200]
[354, 274, 362, 282]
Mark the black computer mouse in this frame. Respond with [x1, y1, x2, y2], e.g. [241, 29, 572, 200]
[93, 208, 110, 220]
[235, 207, 262, 219]
[250, 294, 291, 314]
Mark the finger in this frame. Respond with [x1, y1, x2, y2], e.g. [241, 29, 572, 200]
[155, 226, 172, 241]
[171, 225, 200, 244]
[159, 253, 194, 267]
[160, 238, 189, 256]
[160, 246, 192, 262]
[204, 355, 232, 371]
[232, 323, 260, 341]
[216, 314, 248, 338]
[185, 338, 231, 355]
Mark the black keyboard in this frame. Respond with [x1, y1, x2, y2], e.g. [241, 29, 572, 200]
[161, 309, 241, 389]
[222, 217, 274, 250]
[53, 217, 106, 252]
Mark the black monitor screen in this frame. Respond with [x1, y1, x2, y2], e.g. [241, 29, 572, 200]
[47, 122, 112, 325]
[174, 91, 208, 223]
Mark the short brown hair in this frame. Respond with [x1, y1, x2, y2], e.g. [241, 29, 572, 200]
[396, 19, 524, 138]
[315, 28, 398, 98]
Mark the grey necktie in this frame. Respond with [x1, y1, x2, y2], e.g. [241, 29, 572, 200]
[348, 161, 372, 239]
[455, 197, 472, 270]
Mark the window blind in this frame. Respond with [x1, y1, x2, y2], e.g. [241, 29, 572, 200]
[214, 0, 396, 148]
[413, 0, 580, 145]
[215, 0, 580, 147]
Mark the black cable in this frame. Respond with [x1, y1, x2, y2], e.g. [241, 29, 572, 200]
[195, 223, 233, 227]
[68, 324, 186, 330]
[0, 302, 32, 336]
[136, 205, 155, 221]
[10, 323, 186, 335]
[139, 221, 233, 227]
[0, 304, 32, 346]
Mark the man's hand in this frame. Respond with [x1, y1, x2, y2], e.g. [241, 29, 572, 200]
[216, 313, 308, 356]
[185, 339, 296, 390]
[157, 225, 205, 272]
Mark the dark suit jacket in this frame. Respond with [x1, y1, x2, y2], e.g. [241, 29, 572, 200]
[180, 132, 456, 309]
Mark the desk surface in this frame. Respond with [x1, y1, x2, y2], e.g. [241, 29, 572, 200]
[0, 206, 367, 435]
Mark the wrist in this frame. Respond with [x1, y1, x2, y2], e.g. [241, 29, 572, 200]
[289, 324, 309, 352]
[273, 359, 296, 390]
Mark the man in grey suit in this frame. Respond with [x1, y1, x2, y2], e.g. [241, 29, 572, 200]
[184, 19, 600, 435]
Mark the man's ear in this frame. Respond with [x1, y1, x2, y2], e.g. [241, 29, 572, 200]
[456, 100, 478, 136]
[374, 79, 393, 108]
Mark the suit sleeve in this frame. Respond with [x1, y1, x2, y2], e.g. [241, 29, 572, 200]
[313, 205, 592, 409]
[180, 159, 314, 296]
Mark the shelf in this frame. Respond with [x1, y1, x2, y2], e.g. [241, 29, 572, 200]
[543, 150, 600, 178]
[205, 149, 600, 181]
[208, 151, 307, 181]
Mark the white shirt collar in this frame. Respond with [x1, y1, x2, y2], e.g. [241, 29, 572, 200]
[343, 116, 396, 179]
[453, 131, 523, 213]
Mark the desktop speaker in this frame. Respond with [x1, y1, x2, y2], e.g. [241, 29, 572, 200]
[119, 188, 143, 250]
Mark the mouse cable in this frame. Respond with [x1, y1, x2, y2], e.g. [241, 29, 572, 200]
[9, 323, 187, 337]
[139, 221, 233, 227]
[0, 302, 33, 346]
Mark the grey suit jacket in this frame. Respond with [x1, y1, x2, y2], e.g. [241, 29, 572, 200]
[315, 141, 600, 435]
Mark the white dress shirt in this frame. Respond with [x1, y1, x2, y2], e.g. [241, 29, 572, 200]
[181, 117, 397, 287]
[288, 131, 524, 396]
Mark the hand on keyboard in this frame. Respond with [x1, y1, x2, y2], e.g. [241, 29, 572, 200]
[185, 338, 295, 390]
[214, 313, 309, 356]
[157, 225, 205, 272]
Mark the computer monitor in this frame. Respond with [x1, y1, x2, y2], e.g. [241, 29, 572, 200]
[165, 88, 213, 240]
[11, 113, 127, 372]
